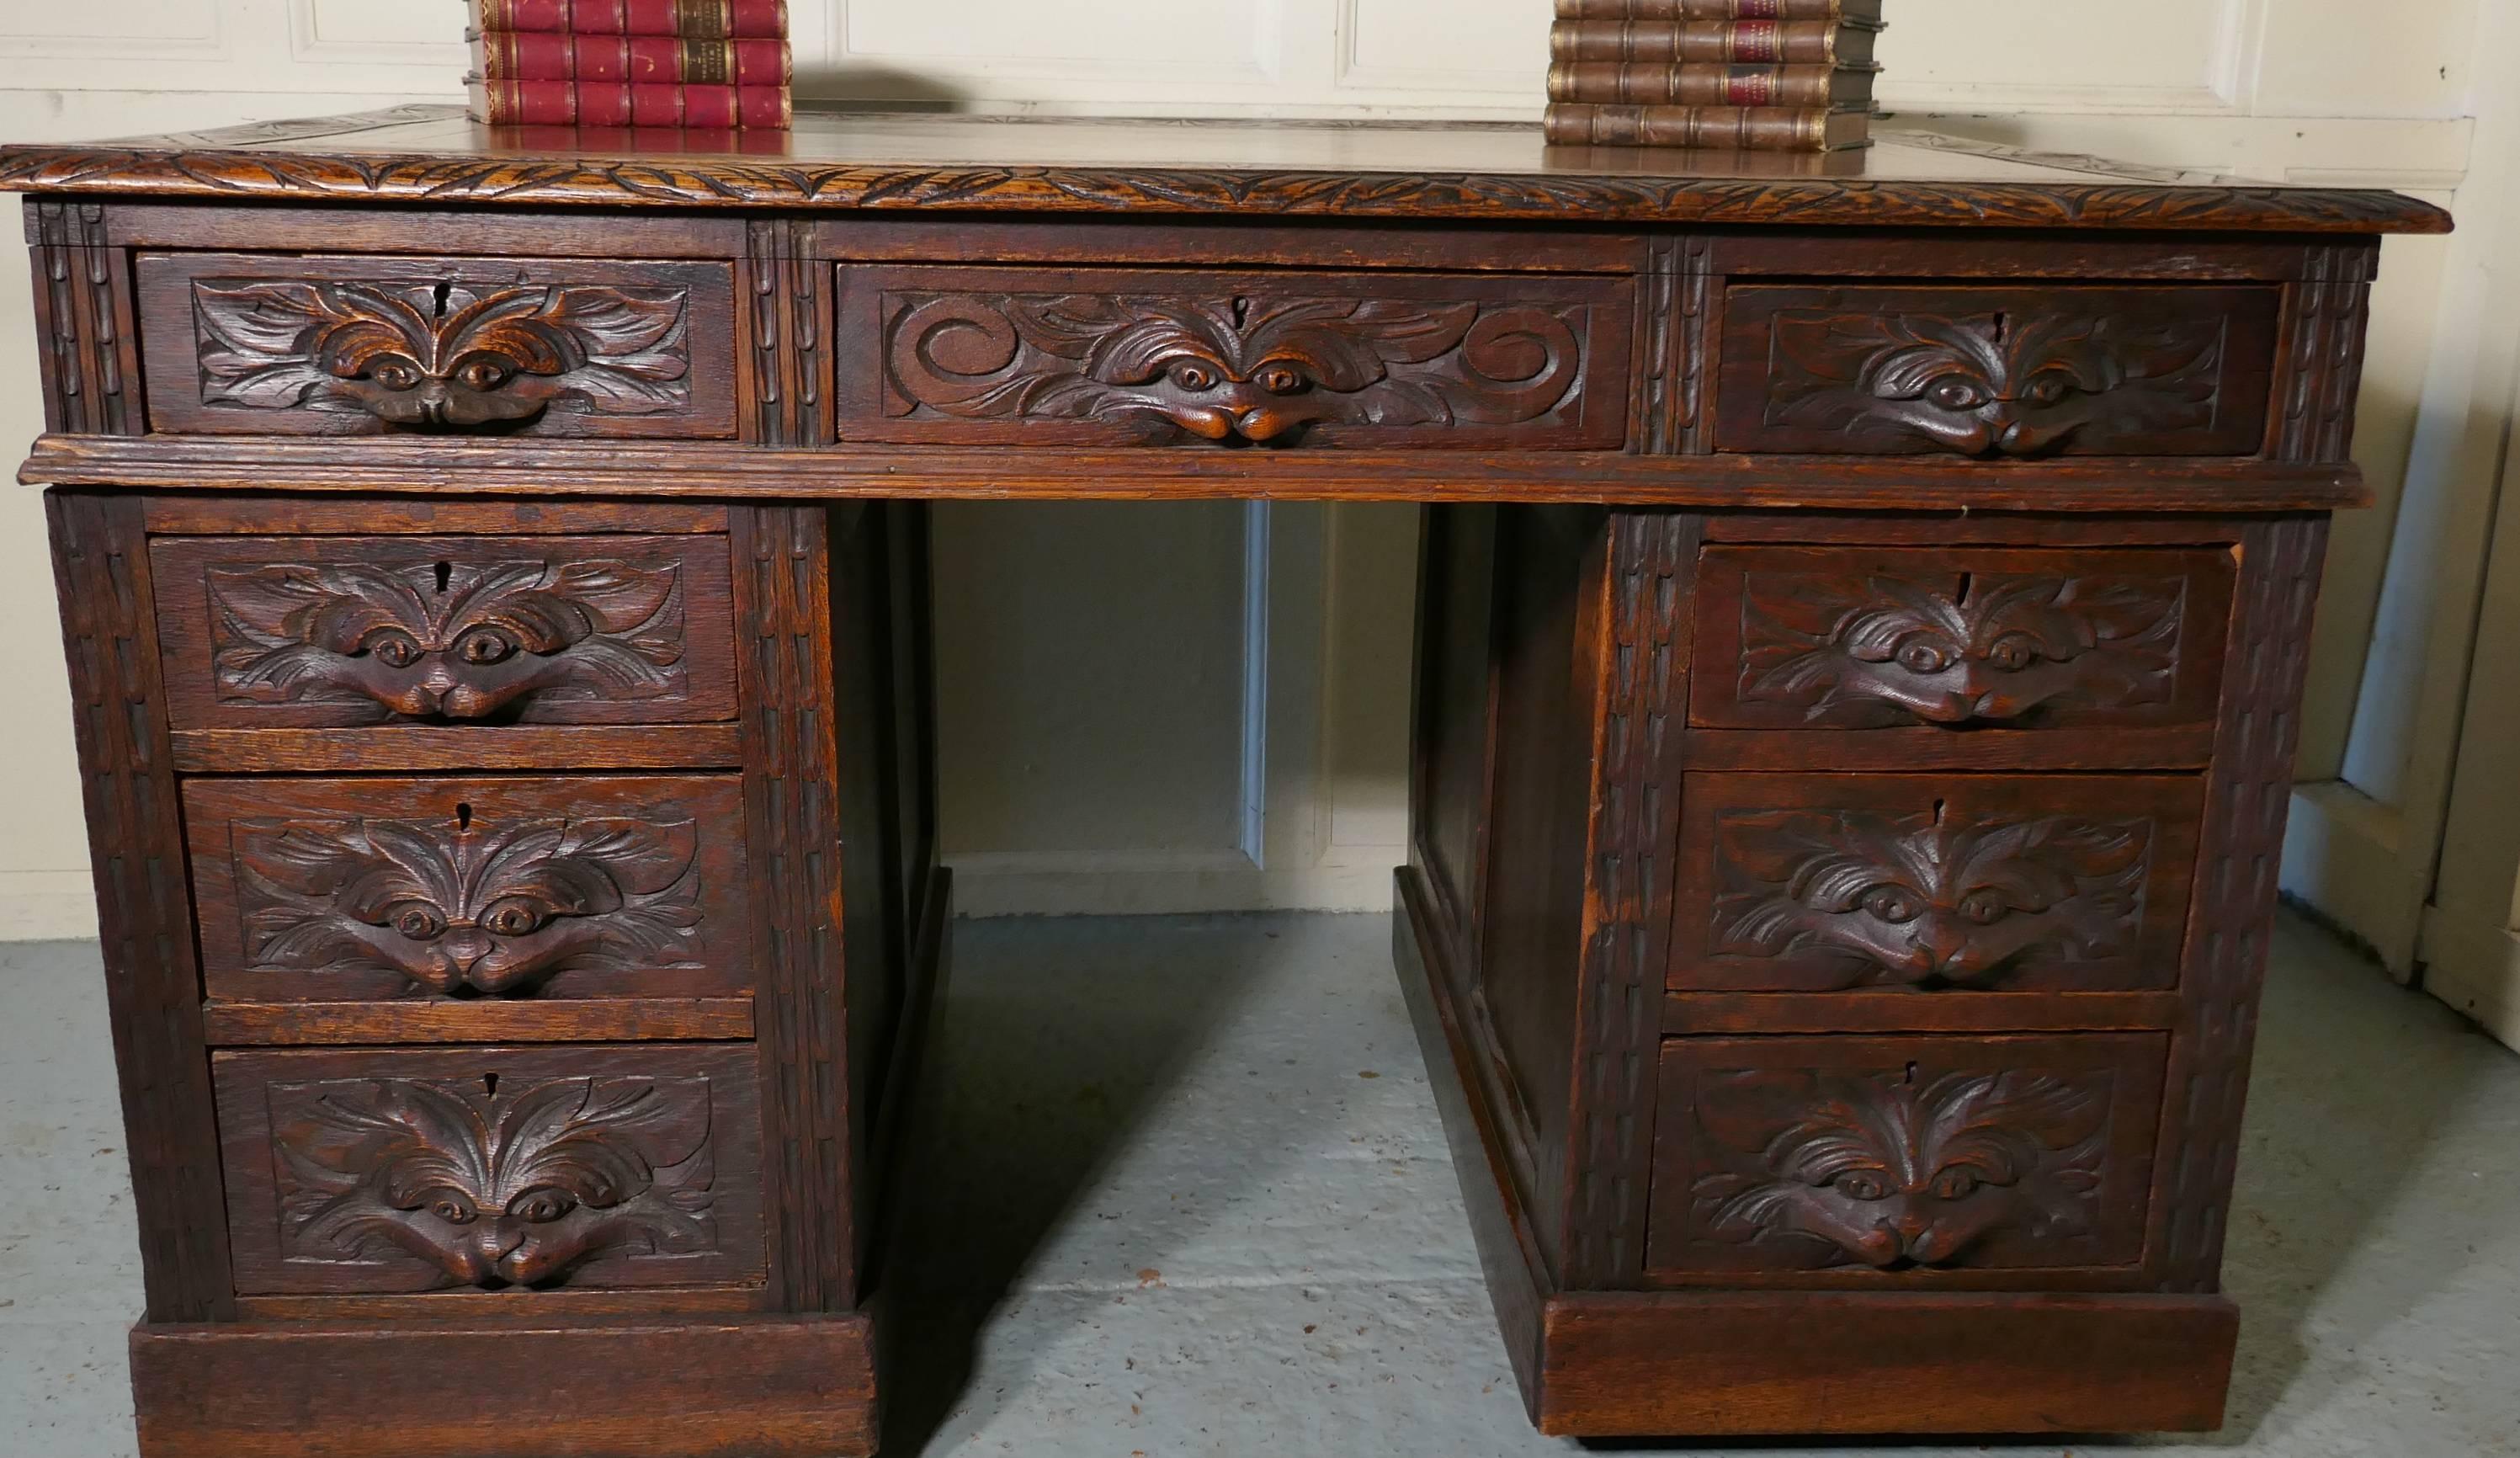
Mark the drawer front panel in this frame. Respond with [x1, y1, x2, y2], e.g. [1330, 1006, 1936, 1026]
[152, 534, 736, 728]
[215, 1044, 764, 1295]
[1691, 545, 2235, 732]
[136, 253, 737, 438]
[836, 265, 1633, 449]
[1648, 1034, 2166, 1278]
[1715, 284, 2279, 456]
[1672, 774, 2204, 993]
[185, 775, 751, 1002]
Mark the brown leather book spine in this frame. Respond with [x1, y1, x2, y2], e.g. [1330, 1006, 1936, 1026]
[1550, 19, 1877, 65]
[1542, 102, 1869, 151]
[1546, 60, 1871, 107]
[1550, 0, 1882, 19]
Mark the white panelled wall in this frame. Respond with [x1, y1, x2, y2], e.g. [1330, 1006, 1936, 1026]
[1, 2, 2512, 1046]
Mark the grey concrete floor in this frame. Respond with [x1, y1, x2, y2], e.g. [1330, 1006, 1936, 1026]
[2, 911, 2515, 1456]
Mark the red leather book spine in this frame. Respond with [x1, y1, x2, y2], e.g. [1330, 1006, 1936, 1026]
[1550, 19, 1864, 64]
[738, 84, 792, 129]
[575, 35, 632, 82]
[573, 82, 636, 125]
[472, 77, 588, 125]
[478, 31, 651, 82]
[630, 82, 786, 127]
[734, 39, 793, 84]
[625, 35, 689, 81]
[480, 0, 785, 36]
[1550, 0, 1877, 19]
[1547, 60, 1861, 106]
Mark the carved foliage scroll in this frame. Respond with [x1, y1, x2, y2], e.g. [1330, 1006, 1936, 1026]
[1691, 546, 2235, 732]
[840, 266, 1630, 449]
[215, 1046, 765, 1295]
[1672, 775, 2203, 993]
[185, 775, 751, 1003]
[231, 811, 704, 997]
[1716, 285, 2278, 456]
[136, 253, 736, 437]
[211, 556, 684, 720]
[152, 534, 737, 729]
[1650, 1035, 2166, 1276]
[192, 277, 688, 427]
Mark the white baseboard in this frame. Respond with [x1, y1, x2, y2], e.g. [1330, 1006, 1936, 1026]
[2416, 908, 2520, 1051]
[949, 849, 1401, 917]
[0, 871, 98, 943]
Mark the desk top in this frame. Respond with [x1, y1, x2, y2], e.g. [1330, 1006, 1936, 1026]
[0, 104, 2450, 235]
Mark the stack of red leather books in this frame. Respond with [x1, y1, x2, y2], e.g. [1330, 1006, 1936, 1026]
[466, 0, 793, 130]
[1544, 0, 1882, 151]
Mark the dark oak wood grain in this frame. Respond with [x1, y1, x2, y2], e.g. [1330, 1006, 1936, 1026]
[46, 489, 236, 1323]
[733, 503, 864, 1314]
[1565, 511, 1697, 1288]
[202, 996, 754, 1046]
[1535, 1289, 2235, 1435]
[2153, 514, 2328, 1292]
[26, 199, 140, 435]
[130, 1313, 877, 1458]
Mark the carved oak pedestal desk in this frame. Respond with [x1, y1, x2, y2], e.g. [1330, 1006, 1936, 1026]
[0, 109, 2448, 1455]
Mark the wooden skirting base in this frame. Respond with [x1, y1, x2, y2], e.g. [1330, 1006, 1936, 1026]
[1390, 865, 2241, 1439]
[129, 1312, 879, 1458]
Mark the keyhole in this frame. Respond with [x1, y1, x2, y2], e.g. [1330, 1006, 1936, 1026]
[433, 561, 452, 593]
[482, 1072, 499, 1097]
[455, 801, 474, 830]
[1904, 1062, 1920, 1086]
[1931, 798, 1948, 824]
[1991, 311, 2009, 342]
[1231, 295, 1252, 328]
[433, 280, 454, 318]
[1955, 571, 1974, 604]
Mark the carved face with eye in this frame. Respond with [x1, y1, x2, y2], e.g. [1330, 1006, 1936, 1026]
[191, 277, 692, 431]
[207, 556, 683, 722]
[1692, 1069, 2108, 1269]
[236, 813, 704, 995]
[276, 1078, 717, 1288]
[1768, 307, 2225, 457]
[1740, 571, 2187, 727]
[1712, 808, 2151, 989]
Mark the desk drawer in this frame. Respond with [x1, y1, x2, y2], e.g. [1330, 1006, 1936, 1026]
[1715, 284, 2280, 457]
[214, 1043, 764, 1295]
[152, 533, 736, 729]
[1671, 773, 2204, 994]
[184, 774, 752, 1003]
[1647, 1033, 2166, 1280]
[136, 253, 737, 438]
[835, 264, 1632, 448]
[1690, 545, 2235, 733]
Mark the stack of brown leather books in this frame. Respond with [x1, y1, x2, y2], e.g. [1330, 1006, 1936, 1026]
[1544, 0, 1883, 151]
